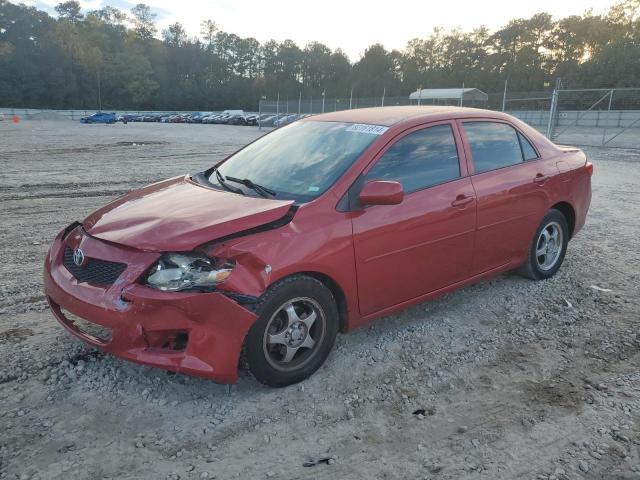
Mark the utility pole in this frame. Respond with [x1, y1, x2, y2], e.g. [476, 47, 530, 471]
[298, 91, 302, 114]
[417, 85, 422, 106]
[322, 90, 325, 113]
[502, 79, 508, 112]
[602, 89, 614, 145]
[97, 69, 102, 111]
[382, 87, 386, 107]
[349, 88, 353, 109]
[546, 78, 561, 139]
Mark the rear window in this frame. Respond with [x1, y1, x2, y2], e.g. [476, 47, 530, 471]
[464, 121, 524, 173]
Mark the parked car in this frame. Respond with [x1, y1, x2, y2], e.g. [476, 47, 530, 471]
[80, 112, 117, 124]
[120, 114, 140, 123]
[213, 114, 231, 124]
[244, 114, 259, 126]
[226, 114, 247, 125]
[44, 106, 592, 387]
[202, 114, 219, 124]
[259, 114, 278, 126]
[274, 114, 299, 127]
[190, 113, 210, 123]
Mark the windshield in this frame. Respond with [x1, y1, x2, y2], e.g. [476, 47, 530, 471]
[210, 121, 383, 202]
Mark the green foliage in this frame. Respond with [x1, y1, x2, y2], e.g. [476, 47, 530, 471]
[0, 0, 639, 110]
[54, 1, 82, 22]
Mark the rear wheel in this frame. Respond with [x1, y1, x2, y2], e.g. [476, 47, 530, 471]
[244, 275, 338, 387]
[519, 209, 569, 280]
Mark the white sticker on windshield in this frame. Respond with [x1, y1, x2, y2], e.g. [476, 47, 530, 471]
[345, 124, 389, 135]
[308, 186, 320, 192]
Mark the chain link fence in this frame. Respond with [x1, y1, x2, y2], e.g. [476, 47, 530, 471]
[5, 87, 640, 148]
[259, 87, 640, 148]
[548, 88, 640, 148]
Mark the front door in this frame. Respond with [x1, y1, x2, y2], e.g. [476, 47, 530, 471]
[351, 122, 477, 317]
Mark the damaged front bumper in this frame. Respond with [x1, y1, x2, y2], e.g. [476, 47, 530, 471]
[43, 226, 257, 384]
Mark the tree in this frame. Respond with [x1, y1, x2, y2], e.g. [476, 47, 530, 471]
[200, 19, 218, 48]
[55, 1, 82, 22]
[162, 22, 187, 47]
[110, 50, 159, 107]
[88, 6, 127, 25]
[352, 44, 400, 96]
[326, 49, 351, 96]
[301, 42, 331, 89]
[130, 3, 156, 40]
[2, 0, 640, 111]
[607, 0, 640, 23]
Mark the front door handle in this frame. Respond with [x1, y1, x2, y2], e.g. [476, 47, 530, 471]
[534, 173, 549, 184]
[451, 194, 474, 207]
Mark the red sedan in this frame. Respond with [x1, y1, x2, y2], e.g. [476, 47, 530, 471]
[44, 107, 593, 387]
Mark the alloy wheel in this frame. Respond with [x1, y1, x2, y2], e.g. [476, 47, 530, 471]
[535, 221, 563, 271]
[262, 297, 325, 371]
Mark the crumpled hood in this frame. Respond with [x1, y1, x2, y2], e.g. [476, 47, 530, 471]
[83, 176, 294, 252]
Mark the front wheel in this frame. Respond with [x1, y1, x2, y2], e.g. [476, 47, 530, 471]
[519, 209, 569, 280]
[244, 275, 338, 387]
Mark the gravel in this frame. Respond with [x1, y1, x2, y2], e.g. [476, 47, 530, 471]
[0, 119, 639, 479]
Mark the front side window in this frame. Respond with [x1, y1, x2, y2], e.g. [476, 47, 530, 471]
[464, 121, 524, 173]
[364, 124, 461, 193]
[211, 121, 381, 202]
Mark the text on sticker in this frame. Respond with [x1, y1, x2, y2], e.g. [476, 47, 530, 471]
[346, 124, 389, 135]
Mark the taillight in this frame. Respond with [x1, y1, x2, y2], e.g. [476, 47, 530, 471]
[585, 162, 594, 176]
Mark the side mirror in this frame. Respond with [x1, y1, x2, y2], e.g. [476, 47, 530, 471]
[358, 180, 404, 206]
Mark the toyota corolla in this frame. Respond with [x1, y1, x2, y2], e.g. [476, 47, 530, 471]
[44, 106, 592, 387]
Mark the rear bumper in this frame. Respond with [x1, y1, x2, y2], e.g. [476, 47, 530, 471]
[43, 227, 257, 384]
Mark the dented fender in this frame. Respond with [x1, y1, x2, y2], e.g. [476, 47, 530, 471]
[205, 206, 361, 330]
[209, 240, 274, 296]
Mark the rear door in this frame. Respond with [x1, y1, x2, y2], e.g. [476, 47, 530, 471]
[351, 121, 476, 316]
[459, 120, 553, 275]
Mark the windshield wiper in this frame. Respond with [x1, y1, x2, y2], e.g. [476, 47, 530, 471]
[225, 176, 277, 198]
[214, 169, 244, 195]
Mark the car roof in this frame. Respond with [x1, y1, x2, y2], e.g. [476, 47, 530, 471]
[305, 106, 514, 127]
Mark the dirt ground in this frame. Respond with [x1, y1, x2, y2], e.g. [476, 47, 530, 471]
[0, 119, 638, 480]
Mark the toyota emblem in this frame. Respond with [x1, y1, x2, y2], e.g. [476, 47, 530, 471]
[73, 248, 85, 266]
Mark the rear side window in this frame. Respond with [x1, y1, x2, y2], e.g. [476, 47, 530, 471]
[518, 132, 539, 160]
[364, 124, 460, 193]
[464, 121, 524, 173]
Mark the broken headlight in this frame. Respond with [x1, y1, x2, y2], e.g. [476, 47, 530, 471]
[144, 253, 234, 292]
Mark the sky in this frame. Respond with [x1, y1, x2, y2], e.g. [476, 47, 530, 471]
[28, 0, 620, 60]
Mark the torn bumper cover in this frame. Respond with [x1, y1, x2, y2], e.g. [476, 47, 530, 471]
[43, 227, 257, 384]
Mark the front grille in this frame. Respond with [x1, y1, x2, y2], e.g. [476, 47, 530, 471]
[63, 247, 127, 286]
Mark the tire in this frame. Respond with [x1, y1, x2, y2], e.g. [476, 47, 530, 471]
[519, 209, 569, 280]
[244, 275, 339, 387]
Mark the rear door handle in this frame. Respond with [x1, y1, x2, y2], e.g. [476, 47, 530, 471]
[451, 194, 474, 207]
[534, 173, 549, 184]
